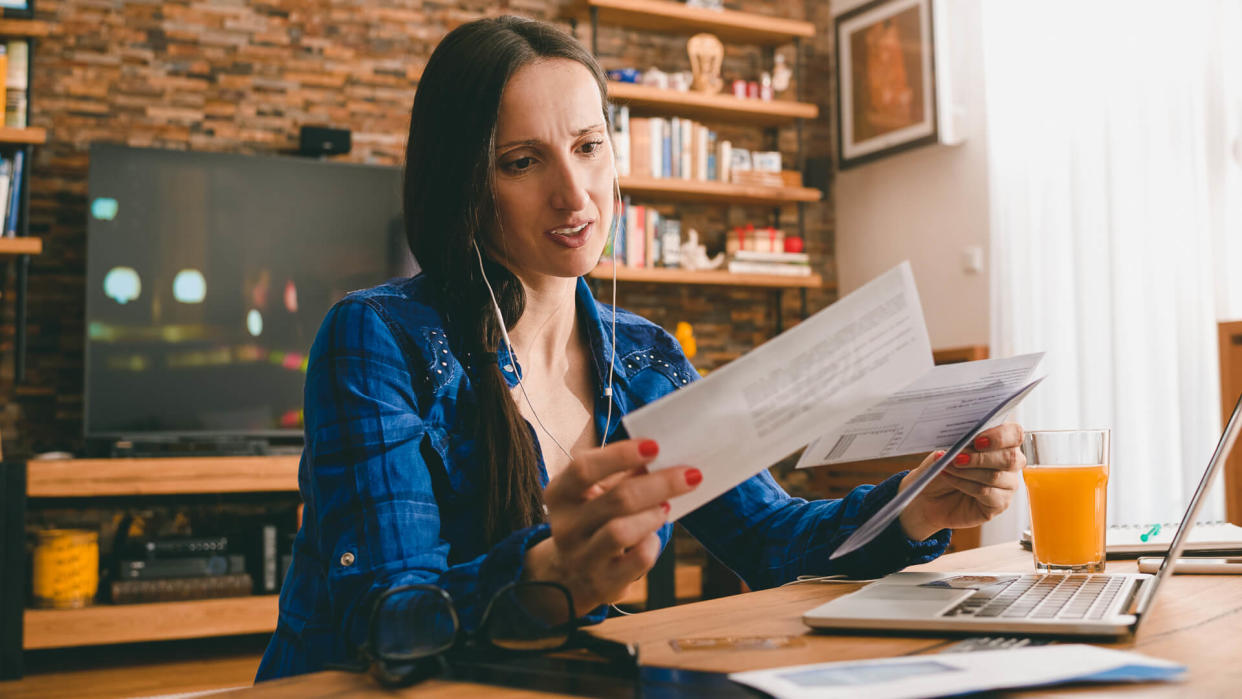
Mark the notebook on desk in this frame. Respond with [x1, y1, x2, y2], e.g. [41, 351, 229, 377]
[1020, 521, 1242, 557]
[801, 394, 1242, 638]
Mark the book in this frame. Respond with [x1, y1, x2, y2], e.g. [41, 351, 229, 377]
[0, 156, 11, 237]
[630, 117, 651, 178]
[706, 130, 718, 181]
[660, 218, 681, 268]
[727, 260, 812, 276]
[685, 117, 695, 178]
[5, 39, 26, 128]
[255, 523, 279, 594]
[5, 149, 23, 238]
[123, 535, 230, 559]
[117, 553, 247, 580]
[625, 200, 644, 268]
[110, 572, 254, 604]
[695, 124, 709, 181]
[0, 44, 7, 128]
[734, 250, 810, 264]
[644, 207, 658, 268]
[718, 140, 732, 183]
[1020, 521, 1242, 557]
[651, 119, 664, 179]
[669, 117, 680, 179]
[611, 105, 630, 177]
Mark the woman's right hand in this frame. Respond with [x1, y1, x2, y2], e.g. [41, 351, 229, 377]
[523, 439, 701, 615]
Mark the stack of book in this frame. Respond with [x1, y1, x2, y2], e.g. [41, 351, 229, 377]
[110, 535, 254, 604]
[726, 250, 812, 277]
[603, 197, 682, 269]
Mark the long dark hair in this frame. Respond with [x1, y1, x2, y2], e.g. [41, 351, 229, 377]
[404, 16, 610, 547]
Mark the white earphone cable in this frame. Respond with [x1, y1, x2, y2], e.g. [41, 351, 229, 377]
[600, 172, 620, 447]
[473, 240, 575, 461]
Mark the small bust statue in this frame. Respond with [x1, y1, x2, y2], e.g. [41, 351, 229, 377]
[687, 33, 724, 94]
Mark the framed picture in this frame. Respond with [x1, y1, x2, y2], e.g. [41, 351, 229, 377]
[0, 0, 33, 19]
[835, 0, 938, 169]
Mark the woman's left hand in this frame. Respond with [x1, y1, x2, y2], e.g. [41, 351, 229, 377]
[897, 423, 1025, 541]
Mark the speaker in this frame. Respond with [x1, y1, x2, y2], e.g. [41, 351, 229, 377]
[298, 125, 351, 157]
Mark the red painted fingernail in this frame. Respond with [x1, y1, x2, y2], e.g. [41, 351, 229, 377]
[639, 439, 659, 457]
[954, 453, 971, 466]
[975, 436, 991, 449]
[934, 451, 946, 459]
[685, 468, 702, 486]
[661, 502, 670, 514]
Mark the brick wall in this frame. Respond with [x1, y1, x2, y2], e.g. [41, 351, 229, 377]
[2, 0, 837, 456]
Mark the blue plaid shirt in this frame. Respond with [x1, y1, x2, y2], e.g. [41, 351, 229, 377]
[255, 274, 950, 681]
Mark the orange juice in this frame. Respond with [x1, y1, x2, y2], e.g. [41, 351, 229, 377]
[1023, 463, 1109, 570]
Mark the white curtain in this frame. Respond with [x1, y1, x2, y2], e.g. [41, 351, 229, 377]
[982, 0, 1242, 529]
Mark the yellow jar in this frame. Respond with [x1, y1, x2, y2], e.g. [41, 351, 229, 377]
[32, 528, 99, 609]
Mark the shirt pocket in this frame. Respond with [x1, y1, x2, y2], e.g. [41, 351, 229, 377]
[424, 427, 478, 501]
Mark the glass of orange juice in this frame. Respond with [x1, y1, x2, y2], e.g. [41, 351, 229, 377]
[1021, 429, 1110, 574]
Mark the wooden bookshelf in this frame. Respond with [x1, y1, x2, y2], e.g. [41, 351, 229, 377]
[0, 126, 45, 145]
[619, 174, 820, 206]
[23, 595, 279, 650]
[569, 0, 814, 44]
[590, 262, 823, 289]
[0, 19, 50, 38]
[608, 81, 817, 126]
[25, 455, 301, 497]
[0, 237, 41, 255]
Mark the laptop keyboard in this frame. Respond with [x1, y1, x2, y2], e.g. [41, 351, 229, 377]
[945, 575, 1127, 620]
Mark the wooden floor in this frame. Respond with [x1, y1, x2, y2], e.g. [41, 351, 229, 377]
[1, 635, 269, 699]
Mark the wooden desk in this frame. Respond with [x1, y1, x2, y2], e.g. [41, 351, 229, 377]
[235, 543, 1242, 697]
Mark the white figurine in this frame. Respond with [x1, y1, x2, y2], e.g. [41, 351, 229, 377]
[679, 228, 724, 271]
[772, 53, 793, 94]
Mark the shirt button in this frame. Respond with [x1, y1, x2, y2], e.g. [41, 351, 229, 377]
[340, 552, 355, 567]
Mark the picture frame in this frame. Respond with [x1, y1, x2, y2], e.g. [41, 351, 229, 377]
[0, 0, 34, 20]
[835, 0, 939, 169]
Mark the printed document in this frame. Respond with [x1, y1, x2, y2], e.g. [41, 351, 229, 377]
[622, 262, 932, 520]
[729, 645, 1184, 699]
[796, 353, 1044, 468]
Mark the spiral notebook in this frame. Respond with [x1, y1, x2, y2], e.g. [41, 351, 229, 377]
[1020, 521, 1242, 557]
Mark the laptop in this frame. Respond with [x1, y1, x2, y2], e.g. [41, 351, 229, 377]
[802, 393, 1242, 638]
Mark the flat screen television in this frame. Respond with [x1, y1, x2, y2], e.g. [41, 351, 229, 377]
[84, 144, 415, 445]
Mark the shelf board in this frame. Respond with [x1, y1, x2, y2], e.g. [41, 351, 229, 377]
[569, 0, 814, 44]
[608, 82, 817, 125]
[590, 262, 823, 289]
[0, 126, 45, 144]
[619, 175, 821, 206]
[26, 455, 301, 497]
[0, 236, 41, 255]
[23, 595, 279, 649]
[0, 19, 51, 38]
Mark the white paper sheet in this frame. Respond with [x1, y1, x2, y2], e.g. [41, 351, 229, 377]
[622, 261, 933, 521]
[795, 353, 1044, 468]
[729, 645, 1185, 699]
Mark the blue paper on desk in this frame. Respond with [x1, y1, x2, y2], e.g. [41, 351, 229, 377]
[729, 645, 1184, 699]
[830, 377, 1044, 560]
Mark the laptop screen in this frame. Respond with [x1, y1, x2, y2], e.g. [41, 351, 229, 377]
[1139, 393, 1242, 615]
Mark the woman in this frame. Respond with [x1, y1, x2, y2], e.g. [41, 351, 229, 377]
[255, 16, 1025, 680]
